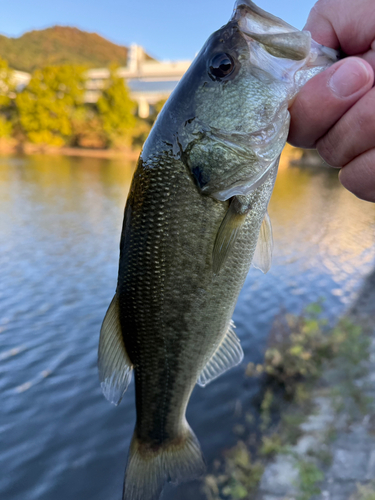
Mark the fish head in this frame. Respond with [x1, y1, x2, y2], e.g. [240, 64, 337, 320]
[144, 1, 339, 201]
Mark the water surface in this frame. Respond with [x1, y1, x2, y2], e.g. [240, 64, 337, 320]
[1, 154, 374, 500]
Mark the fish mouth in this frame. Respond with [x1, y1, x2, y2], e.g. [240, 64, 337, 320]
[232, 0, 339, 76]
[231, 0, 298, 35]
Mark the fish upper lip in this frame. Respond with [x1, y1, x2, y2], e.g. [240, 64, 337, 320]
[232, 0, 298, 35]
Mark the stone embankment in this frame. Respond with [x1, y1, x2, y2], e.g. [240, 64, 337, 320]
[257, 269, 375, 500]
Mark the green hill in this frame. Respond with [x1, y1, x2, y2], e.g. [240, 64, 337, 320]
[0, 26, 139, 72]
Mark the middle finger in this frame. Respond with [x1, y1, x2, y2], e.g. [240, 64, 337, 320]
[316, 86, 375, 167]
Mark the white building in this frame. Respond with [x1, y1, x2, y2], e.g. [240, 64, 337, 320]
[7, 70, 31, 93]
[85, 44, 192, 117]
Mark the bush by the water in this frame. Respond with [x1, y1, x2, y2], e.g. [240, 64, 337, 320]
[246, 303, 369, 395]
[0, 57, 163, 149]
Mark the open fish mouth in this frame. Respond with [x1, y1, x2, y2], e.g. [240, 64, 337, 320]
[232, 0, 339, 82]
[232, 0, 301, 35]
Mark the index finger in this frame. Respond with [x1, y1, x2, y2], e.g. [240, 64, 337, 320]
[304, 0, 375, 55]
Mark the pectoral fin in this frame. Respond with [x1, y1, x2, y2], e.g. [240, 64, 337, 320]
[252, 211, 273, 273]
[212, 197, 250, 274]
[98, 294, 133, 405]
[197, 322, 244, 387]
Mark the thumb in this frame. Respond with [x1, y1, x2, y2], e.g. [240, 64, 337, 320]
[288, 57, 374, 148]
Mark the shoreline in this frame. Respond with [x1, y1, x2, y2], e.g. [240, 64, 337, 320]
[0, 140, 141, 160]
[0, 141, 305, 166]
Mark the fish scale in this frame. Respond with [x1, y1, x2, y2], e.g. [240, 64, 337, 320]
[119, 151, 269, 442]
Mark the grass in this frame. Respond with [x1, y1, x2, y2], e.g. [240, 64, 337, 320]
[296, 460, 324, 500]
[204, 441, 264, 500]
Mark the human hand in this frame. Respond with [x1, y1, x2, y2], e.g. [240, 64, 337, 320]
[288, 0, 375, 202]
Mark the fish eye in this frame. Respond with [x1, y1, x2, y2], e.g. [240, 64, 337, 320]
[209, 53, 235, 80]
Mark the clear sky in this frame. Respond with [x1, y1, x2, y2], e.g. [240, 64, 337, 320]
[1, 0, 317, 61]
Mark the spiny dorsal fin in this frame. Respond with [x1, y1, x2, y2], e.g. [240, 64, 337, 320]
[98, 294, 133, 405]
[197, 322, 244, 387]
[212, 198, 250, 275]
[252, 211, 273, 274]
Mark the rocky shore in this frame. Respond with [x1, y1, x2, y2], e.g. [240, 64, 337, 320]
[257, 268, 375, 500]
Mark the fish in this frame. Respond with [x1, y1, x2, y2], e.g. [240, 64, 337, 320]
[98, 2, 339, 499]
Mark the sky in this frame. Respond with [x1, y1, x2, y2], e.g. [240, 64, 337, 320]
[1, 0, 318, 61]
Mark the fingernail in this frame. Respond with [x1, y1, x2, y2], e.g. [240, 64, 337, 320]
[329, 59, 371, 97]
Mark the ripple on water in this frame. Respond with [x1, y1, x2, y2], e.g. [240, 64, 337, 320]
[0, 156, 374, 500]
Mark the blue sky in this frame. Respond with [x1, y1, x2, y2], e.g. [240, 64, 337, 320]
[1, 0, 317, 61]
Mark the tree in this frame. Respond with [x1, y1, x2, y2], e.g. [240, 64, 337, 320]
[131, 99, 167, 148]
[16, 64, 85, 146]
[0, 58, 16, 138]
[96, 68, 135, 147]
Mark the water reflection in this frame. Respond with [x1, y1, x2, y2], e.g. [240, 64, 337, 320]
[271, 165, 375, 306]
[0, 153, 374, 500]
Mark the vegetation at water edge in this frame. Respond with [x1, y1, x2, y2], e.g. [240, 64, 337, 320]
[204, 304, 372, 500]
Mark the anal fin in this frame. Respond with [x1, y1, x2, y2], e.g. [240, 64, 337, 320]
[197, 322, 244, 387]
[98, 294, 133, 405]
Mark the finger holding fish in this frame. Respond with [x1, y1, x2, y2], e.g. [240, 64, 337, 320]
[304, 0, 375, 59]
[288, 0, 375, 202]
[288, 57, 374, 148]
[338, 149, 375, 202]
[316, 85, 375, 167]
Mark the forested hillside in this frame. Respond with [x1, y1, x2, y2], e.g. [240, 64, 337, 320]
[0, 26, 133, 72]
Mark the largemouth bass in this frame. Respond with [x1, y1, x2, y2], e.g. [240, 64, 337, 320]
[98, 2, 338, 499]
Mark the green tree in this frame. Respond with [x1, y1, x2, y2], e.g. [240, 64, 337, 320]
[0, 58, 16, 138]
[96, 68, 135, 147]
[71, 105, 107, 149]
[16, 64, 85, 146]
[132, 98, 167, 148]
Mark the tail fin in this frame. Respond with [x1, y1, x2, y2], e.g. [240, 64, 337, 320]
[123, 425, 206, 500]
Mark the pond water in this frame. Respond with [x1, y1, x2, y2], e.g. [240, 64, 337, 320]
[1, 153, 375, 500]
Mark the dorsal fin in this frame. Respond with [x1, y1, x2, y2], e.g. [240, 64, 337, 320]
[98, 294, 133, 405]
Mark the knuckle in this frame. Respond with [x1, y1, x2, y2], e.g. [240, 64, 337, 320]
[316, 131, 342, 166]
[339, 153, 375, 202]
[321, 89, 375, 166]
